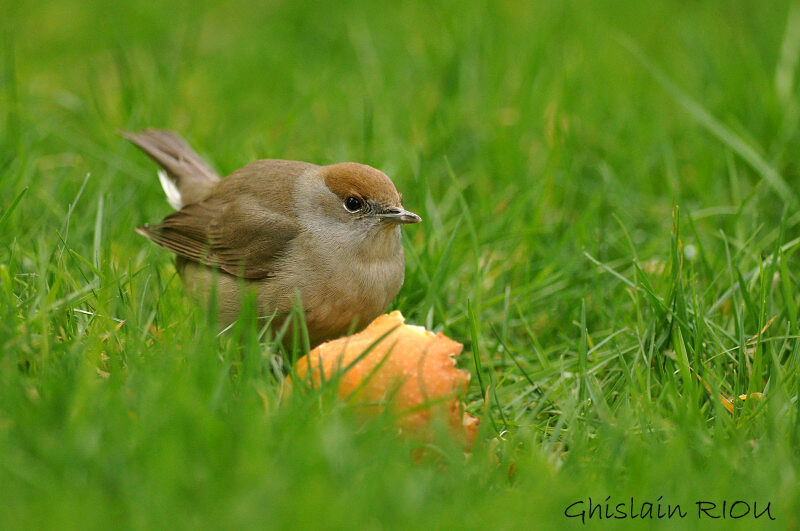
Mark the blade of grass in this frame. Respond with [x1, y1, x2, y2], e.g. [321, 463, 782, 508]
[617, 33, 795, 202]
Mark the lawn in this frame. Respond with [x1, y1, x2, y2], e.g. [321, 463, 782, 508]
[1, 0, 799, 528]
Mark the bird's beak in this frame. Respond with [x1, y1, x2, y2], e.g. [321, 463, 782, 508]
[378, 208, 422, 224]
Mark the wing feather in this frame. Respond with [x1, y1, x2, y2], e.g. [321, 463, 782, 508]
[137, 159, 316, 279]
[138, 190, 300, 279]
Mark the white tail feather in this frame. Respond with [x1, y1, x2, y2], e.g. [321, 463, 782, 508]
[157, 170, 183, 210]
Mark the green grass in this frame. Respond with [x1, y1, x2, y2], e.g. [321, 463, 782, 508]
[2, 0, 800, 528]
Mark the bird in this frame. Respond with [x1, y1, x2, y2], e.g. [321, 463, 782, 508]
[124, 129, 421, 347]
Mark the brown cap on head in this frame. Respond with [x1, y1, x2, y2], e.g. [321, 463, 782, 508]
[323, 162, 401, 207]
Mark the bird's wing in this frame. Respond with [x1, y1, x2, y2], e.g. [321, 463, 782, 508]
[137, 195, 300, 279]
[137, 160, 315, 279]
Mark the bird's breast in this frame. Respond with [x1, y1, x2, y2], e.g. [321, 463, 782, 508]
[283, 228, 406, 342]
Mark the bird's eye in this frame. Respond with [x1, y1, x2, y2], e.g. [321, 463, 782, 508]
[344, 196, 363, 212]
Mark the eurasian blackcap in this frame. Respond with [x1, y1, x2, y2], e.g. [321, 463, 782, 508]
[125, 130, 421, 346]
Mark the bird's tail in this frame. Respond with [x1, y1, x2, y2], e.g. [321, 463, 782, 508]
[122, 129, 221, 209]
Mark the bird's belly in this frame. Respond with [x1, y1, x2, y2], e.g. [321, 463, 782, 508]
[290, 256, 405, 344]
[177, 252, 404, 345]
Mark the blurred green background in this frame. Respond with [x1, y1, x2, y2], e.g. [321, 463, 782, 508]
[2, 0, 800, 528]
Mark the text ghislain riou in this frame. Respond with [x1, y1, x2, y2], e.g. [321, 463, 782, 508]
[564, 497, 775, 523]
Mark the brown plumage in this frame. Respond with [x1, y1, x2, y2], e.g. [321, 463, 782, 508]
[127, 129, 421, 346]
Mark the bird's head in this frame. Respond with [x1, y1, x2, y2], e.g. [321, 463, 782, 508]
[319, 162, 421, 237]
